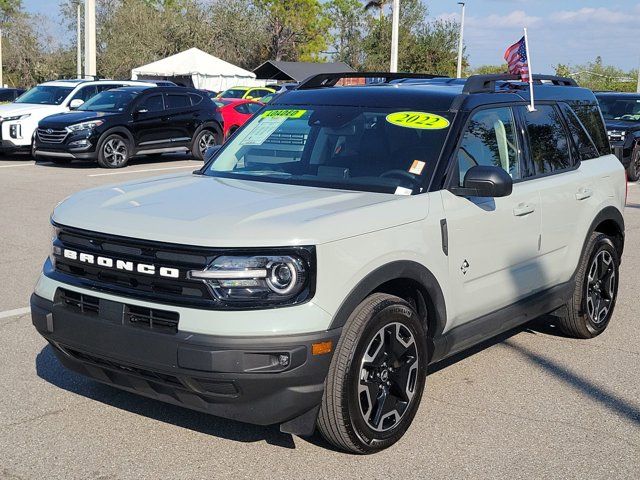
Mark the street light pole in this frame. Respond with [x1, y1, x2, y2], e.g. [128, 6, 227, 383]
[77, 3, 82, 79]
[390, 0, 400, 73]
[0, 29, 3, 88]
[456, 2, 465, 78]
[84, 0, 96, 78]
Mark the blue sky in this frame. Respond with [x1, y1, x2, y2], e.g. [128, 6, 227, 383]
[22, 0, 638, 71]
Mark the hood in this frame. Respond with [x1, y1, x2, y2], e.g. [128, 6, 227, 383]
[39, 110, 119, 128]
[603, 119, 640, 131]
[52, 174, 429, 247]
[0, 103, 62, 119]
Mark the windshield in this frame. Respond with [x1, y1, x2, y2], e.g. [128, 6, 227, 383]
[219, 89, 246, 99]
[15, 85, 74, 105]
[596, 95, 640, 121]
[204, 105, 452, 194]
[78, 90, 136, 112]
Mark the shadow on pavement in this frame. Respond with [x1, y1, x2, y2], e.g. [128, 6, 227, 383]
[35, 344, 297, 449]
[33, 153, 196, 169]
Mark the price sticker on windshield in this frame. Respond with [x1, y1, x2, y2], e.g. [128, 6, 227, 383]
[386, 111, 450, 130]
[261, 109, 307, 119]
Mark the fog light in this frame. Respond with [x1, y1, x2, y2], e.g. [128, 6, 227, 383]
[278, 354, 290, 367]
[69, 139, 90, 148]
[9, 124, 21, 139]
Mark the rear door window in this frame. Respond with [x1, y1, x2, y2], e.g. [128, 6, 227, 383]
[520, 104, 572, 175]
[456, 106, 521, 185]
[165, 93, 190, 109]
[569, 102, 609, 156]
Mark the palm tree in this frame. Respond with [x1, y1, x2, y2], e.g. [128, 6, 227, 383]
[364, 0, 391, 21]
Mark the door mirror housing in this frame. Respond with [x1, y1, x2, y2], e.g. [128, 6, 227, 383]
[69, 98, 84, 110]
[455, 165, 513, 198]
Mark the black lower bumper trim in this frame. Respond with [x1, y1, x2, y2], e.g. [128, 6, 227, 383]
[31, 293, 340, 427]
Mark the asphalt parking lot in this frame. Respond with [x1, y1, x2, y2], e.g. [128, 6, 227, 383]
[0, 154, 638, 479]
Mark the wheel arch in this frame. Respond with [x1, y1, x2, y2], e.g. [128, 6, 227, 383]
[588, 206, 625, 260]
[97, 127, 135, 150]
[328, 261, 447, 347]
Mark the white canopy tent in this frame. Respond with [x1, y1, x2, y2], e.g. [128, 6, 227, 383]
[131, 48, 264, 91]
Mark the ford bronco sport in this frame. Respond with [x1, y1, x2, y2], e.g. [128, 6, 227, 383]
[31, 73, 626, 454]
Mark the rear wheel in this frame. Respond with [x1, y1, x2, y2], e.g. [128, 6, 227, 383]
[97, 134, 130, 168]
[557, 233, 619, 338]
[192, 128, 219, 160]
[317, 293, 428, 454]
[627, 147, 640, 182]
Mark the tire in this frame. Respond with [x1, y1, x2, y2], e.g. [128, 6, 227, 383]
[317, 293, 428, 454]
[191, 128, 220, 160]
[97, 134, 130, 168]
[557, 233, 620, 338]
[626, 147, 640, 182]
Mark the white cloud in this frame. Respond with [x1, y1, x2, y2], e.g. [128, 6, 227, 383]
[552, 7, 637, 25]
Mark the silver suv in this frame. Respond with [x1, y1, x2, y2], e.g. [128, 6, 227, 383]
[31, 73, 625, 454]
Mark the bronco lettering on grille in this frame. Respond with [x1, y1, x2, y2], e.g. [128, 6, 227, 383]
[61, 248, 179, 278]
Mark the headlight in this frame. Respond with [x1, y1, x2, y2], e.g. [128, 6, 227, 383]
[65, 120, 104, 133]
[2, 113, 30, 121]
[188, 250, 315, 307]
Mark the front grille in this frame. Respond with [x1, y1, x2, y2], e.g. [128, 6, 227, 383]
[55, 287, 180, 333]
[37, 128, 68, 143]
[125, 304, 179, 333]
[59, 289, 100, 316]
[52, 225, 218, 308]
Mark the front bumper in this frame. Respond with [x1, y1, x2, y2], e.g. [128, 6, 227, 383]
[31, 293, 340, 428]
[33, 149, 97, 160]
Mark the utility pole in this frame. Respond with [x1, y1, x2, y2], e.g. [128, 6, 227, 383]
[77, 3, 82, 79]
[84, 0, 96, 78]
[0, 29, 3, 88]
[390, 0, 400, 72]
[456, 2, 465, 78]
[637, 58, 640, 93]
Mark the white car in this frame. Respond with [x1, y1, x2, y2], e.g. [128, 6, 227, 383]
[0, 79, 154, 155]
[31, 73, 626, 454]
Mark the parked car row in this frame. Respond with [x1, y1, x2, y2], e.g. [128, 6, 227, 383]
[0, 78, 280, 168]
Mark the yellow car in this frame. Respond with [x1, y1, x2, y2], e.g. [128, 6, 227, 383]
[217, 86, 275, 101]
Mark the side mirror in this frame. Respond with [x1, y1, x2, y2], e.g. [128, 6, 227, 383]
[458, 165, 513, 197]
[245, 95, 253, 100]
[69, 98, 84, 109]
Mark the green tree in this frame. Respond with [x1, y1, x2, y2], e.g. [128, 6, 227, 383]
[471, 64, 508, 75]
[253, 0, 330, 61]
[555, 57, 636, 92]
[326, 0, 364, 68]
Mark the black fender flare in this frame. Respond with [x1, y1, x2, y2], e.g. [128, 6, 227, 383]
[193, 120, 223, 142]
[582, 205, 625, 260]
[328, 260, 447, 338]
[96, 127, 135, 152]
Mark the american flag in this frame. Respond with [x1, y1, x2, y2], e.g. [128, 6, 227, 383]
[504, 36, 530, 82]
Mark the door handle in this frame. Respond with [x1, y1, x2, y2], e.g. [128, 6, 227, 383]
[513, 203, 535, 216]
[161, 116, 170, 122]
[575, 187, 593, 200]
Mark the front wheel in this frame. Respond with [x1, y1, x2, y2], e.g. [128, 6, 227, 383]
[97, 134, 130, 168]
[557, 233, 620, 338]
[192, 129, 219, 160]
[317, 293, 428, 454]
[627, 148, 640, 182]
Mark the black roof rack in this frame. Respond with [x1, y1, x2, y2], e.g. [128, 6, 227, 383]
[463, 74, 577, 94]
[296, 72, 446, 90]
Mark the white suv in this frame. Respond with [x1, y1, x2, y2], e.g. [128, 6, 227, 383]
[30, 73, 626, 454]
[0, 79, 154, 155]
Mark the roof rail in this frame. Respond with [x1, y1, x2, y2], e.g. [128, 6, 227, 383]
[463, 74, 577, 94]
[296, 72, 446, 90]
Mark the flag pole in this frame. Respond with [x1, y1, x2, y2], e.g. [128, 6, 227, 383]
[523, 27, 535, 111]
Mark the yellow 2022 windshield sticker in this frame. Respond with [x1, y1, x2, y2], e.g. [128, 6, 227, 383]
[386, 111, 449, 130]
[261, 109, 307, 119]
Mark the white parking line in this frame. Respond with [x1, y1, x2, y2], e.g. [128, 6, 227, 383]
[0, 163, 35, 168]
[88, 165, 198, 177]
[0, 306, 30, 320]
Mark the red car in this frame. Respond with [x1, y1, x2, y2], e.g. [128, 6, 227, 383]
[214, 98, 264, 140]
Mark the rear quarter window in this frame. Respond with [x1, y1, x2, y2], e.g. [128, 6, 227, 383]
[567, 101, 610, 156]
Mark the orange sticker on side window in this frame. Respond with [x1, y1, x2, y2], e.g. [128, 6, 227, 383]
[409, 160, 426, 175]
